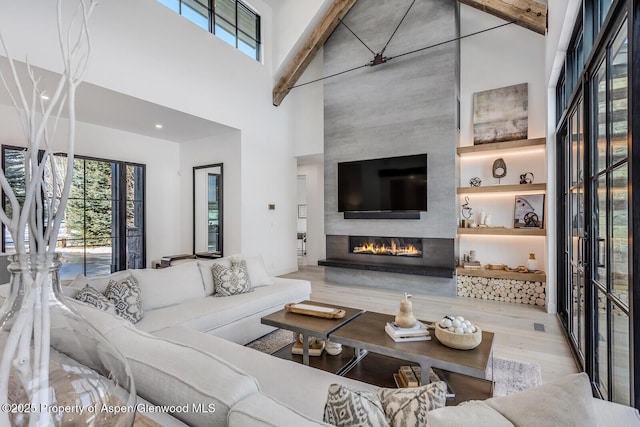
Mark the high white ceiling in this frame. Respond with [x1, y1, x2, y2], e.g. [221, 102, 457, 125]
[0, 60, 234, 143]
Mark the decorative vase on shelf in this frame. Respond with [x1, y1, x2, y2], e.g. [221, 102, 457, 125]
[527, 253, 538, 272]
[395, 293, 417, 328]
[0, 253, 136, 426]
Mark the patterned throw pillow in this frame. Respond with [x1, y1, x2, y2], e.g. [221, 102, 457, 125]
[378, 381, 447, 427]
[211, 260, 253, 297]
[323, 384, 389, 427]
[105, 275, 144, 323]
[74, 284, 116, 314]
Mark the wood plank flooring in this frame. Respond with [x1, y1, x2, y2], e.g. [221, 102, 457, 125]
[281, 265, 579, 384]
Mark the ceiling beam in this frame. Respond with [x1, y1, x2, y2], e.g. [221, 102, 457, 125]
[458, 0, 547, 35]
[272, 0, 358, 107]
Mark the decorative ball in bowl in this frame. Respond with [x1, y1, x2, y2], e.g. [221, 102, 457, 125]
[434, 316, 482, 350]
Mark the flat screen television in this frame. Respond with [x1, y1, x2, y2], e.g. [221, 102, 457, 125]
[338, 154, 428, 212]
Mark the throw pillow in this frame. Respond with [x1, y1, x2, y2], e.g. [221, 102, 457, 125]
[74, 284, 116, 314]
[211, 260, 253, 297]
[105, 275, 144, 323]
[323, 384, 389, 427]
[378, 381, 447, 427]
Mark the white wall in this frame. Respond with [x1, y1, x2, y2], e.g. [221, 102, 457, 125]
[0, 0, 302, 274]
[180, 130, 242, 257]
[459, 5, 548, 298]
[270, 0, 330, 75]
[0, 105, 181, 264]
[291, 50, 325, 157]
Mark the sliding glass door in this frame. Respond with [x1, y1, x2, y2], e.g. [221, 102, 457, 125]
[556, 0, 636, 407]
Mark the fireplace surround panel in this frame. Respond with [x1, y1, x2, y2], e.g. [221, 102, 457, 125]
[325, 235, 454, 269]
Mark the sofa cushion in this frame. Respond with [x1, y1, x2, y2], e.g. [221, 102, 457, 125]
[74, 284, 116, 314]
[485, 372, 596, 427]
[73, 303, 260, 427]
[135, 278, 310, 334]
[212, 260, 252, 296]
[105, 275, 144, 323]
[428, 401, 514, 427]
[324, 383, 389, 427]
[130, 262, 206, 310]
[66, 270, 131, 297]
[153, 325, 376, 421]
[197, 257, 232, 296]
[231, 255, 275, 287]
[229, 392, 330, 427]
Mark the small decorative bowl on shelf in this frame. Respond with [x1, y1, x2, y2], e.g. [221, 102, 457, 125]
[434, 316, 482, 350]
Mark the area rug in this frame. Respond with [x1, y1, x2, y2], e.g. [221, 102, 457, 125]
[246, 330, 542, 397]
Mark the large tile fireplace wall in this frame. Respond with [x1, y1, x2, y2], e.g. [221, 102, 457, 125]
[322, 0, 459, 296]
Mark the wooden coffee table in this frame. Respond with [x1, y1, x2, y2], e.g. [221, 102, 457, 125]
[329, 311, 494, 384]
[262, 305, 494, 404]
[261, 301, 363, 365]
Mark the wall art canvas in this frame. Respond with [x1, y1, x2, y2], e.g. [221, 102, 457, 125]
[514, 194, 545, 228]
[473, 83, 528, 144]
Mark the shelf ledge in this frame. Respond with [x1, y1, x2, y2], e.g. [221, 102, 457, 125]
[457, 138, 546, 156]
[457, 267, 546, 282]
[457, 227, 546, 236]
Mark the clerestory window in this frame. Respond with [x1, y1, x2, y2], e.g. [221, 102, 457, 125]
[157, 0, 261, 61]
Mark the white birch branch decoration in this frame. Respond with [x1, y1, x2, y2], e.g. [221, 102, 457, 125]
[0, 1, 97, 425]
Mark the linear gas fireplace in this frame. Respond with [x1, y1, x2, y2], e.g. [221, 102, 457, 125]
[320, 235, 455, 279]
[350, 236, 423, 257]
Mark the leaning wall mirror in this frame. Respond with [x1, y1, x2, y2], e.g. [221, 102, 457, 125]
[193, 163, 223, 257]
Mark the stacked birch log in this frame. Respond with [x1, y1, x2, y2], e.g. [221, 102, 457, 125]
[457, 275, 546, 306]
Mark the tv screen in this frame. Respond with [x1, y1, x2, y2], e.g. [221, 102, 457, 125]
[338, 154, 428, 212]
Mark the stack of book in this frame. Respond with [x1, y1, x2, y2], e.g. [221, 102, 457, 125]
[462, 260, 482, 269]
[385, 321, 431, 342]
[394, 365, 421, 388]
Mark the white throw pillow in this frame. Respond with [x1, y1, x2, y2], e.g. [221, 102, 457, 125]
[130, 261, 206, 310]
[244, 256, 275, 287]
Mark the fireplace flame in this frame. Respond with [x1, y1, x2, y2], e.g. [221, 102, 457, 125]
[353, 241, 422, 256]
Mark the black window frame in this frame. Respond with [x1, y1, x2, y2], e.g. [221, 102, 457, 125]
[161, 0, 261, 61]
[0, 145, 146, 276]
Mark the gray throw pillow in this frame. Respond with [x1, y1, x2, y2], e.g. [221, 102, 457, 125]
[105, 275, 144, 323]
[211, 260, 253, 297]
[323, 384, 389, 427]
[74, 284, 116, 314]
[378, 381, 447, 427]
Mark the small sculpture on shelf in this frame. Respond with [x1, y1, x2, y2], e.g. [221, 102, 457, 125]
[492, 158, 507, 183]
[461, 196, 473, 227]
[519, 172, 534, 184]
[469, 176, 482, 187]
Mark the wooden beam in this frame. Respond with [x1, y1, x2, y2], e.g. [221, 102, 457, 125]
[272, 0, 358, 107]
[458, 0, 547, 35]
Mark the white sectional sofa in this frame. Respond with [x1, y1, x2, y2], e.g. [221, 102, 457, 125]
[2, 255, 640, 426]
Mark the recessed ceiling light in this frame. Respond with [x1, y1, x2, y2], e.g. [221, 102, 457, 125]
[155, 123, 163, 129]
[41, 94, 50, 100]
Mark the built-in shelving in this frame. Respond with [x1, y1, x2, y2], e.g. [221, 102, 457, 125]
[457, 227, 546, 236]
[457, 183, 546, 194]
[456, 137, 546, 156]
[456, 267, 546, 282]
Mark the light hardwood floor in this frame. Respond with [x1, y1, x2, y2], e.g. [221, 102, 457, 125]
[282, 265, 579, 383]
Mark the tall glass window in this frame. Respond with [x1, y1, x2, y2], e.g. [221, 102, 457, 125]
[1, 146, 146, 279]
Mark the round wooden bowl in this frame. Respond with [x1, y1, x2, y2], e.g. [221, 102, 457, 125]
[434, 323, 482, 350]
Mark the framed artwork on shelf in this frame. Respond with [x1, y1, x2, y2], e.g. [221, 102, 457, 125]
[298, 204, 307, 219]
[514, 194, 544, 228]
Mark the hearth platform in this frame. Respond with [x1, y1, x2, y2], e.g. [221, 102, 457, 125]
[318, 258, 454, 278]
